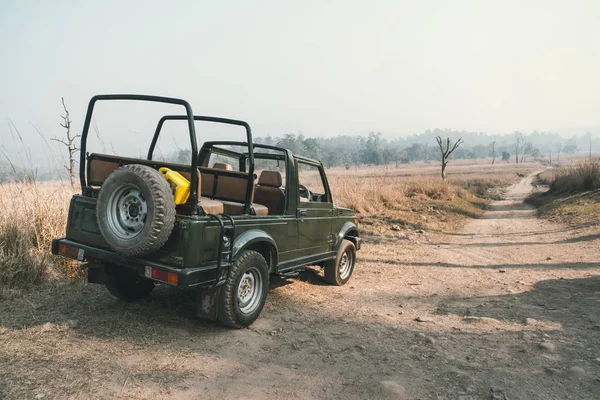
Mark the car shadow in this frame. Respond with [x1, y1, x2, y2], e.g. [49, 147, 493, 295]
[436, 275, 600, 332]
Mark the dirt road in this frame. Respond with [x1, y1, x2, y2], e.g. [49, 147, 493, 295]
[1, 172, 600, 399]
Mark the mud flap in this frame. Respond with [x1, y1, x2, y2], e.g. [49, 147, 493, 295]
[196, 286, 222, 321]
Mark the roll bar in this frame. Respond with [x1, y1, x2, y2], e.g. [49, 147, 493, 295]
[80, 95, 198, 212]
[148, 115, 255, 213]
[79, 96, 256, 215]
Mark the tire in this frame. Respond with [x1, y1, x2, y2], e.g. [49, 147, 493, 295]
[217, 250, 269, 328]
[96, 164, 176, 257]
[105, 266, 155, 301]
[324, 239, 356, 286]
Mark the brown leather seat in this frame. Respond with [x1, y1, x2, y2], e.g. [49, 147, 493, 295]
[180, 169, 225, 214]
[199, 197, 224, 214]
[221, 200, 268, 216]
[199, 167, 267, 215]
[252, 203, 269, 216]
[213, 162, 233, 170]
[254, 171, 285, 215]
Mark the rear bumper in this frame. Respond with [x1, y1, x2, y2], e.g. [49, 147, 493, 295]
[51, 238, 220, 288]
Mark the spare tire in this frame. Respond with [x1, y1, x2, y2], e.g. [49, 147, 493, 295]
[96, 164, 176, 257]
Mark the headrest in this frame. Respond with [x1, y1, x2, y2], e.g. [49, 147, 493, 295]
[213, 162, 233, 171]
[258, 170, 282, 187]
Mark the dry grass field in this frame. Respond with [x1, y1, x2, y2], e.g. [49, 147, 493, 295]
[0, 162, 536, 293]
[0, 180, 77, 294]
[327, 162, 538, 236]
[527, 159, 600, 229]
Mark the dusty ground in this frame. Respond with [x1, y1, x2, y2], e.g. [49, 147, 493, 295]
[1, 172, 600, 399]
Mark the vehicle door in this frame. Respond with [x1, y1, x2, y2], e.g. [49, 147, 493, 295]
[296, 159, 334, 260]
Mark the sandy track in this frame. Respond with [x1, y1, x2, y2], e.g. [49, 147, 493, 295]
[1, 172, 600, 399]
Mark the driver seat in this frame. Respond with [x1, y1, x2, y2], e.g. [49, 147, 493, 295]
[254, 171, 285, 215]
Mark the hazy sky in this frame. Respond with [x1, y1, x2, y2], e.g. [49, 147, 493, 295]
[1, 0, 599, 167]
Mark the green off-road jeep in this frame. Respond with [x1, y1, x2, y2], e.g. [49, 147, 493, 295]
[52, 94, 361, 328]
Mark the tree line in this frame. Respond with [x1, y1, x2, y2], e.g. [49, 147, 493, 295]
[255, 129, 595, 168]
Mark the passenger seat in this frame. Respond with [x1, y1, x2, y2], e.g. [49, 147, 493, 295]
[184, 169, 225, 214]
[204, 163, 268, 216]
[213, 162, 233, 170]
[254, 171, 285, 215]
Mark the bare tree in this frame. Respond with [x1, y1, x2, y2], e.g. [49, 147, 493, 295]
[436, 136, 464, 181]
[587, 131, 592, 161]
[520, 140, 533, 163]
[514, 132, 525, 164]
[51, 98, 80, 188]
[556, 142, 562, 164]
[491, 139, 496, 165]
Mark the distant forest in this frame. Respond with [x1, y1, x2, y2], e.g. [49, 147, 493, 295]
[255, 129, 597, 168]
[1, 129, 598, 183]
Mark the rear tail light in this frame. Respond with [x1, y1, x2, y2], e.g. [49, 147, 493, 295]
[145, 266, 179, 286]
[57, 244, 85, 261]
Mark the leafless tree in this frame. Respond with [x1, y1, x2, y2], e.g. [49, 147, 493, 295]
[556, 142, 562, 164]
[436, 136, 463, 181]
[51, 98, 80, 188]
[514, 132, 525, 164]
[491, 139, 496, 165]
[521, 140, 533, 163]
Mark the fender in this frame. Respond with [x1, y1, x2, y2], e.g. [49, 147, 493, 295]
[334, 221, 360, 251]
[232, 229, 279, 266]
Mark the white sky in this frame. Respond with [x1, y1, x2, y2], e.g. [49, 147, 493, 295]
[1, 0, 599, 167]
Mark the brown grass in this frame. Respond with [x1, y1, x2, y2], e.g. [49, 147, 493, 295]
[549, 159, 600, 194]
[0, 162, 535, 290]
[328, 163, 537, 235]
[527, 160, 600, 226]
[0, 179, 77, 292]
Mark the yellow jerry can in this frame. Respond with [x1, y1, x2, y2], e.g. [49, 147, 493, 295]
[159, 167, 191, 205]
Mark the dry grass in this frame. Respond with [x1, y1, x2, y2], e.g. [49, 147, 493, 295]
[0, 162, 535, 290]
[0, 179, 77, 292]
[328, 163, 537, 235]
[549, 159, 600, 194]
[527, 160, 600, 226]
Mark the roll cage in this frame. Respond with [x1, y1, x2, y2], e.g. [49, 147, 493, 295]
[79, 95, 255, 215]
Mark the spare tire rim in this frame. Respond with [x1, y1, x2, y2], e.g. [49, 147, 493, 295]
[339, 250, 353, 280]
[105, 183, 148, 239]
[237, 266, 263, 315]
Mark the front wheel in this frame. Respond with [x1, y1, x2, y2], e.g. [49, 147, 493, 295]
[324, 239, 356, 286]
[217, 250, 269, 328]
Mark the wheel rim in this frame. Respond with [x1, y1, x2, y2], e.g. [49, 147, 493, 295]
[237, 266, 263, 315]
[105, 183, 148, 239]
[338, 249, 353, 280]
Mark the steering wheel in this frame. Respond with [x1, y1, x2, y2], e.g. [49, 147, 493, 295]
[298, 184, 312, 201]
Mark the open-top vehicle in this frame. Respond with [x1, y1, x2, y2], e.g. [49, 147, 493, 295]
[52, 94, 360, 328]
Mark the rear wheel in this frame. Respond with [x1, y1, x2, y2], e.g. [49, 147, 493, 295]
[217, 250, 269, 328]
[324, 239, 356, 286]
[105, 266, 155, 301]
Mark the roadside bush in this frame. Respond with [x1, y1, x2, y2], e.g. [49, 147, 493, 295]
[549, 160, 600, 194]
[0, 179, 77, 289]
[0, 223, 46, 286]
